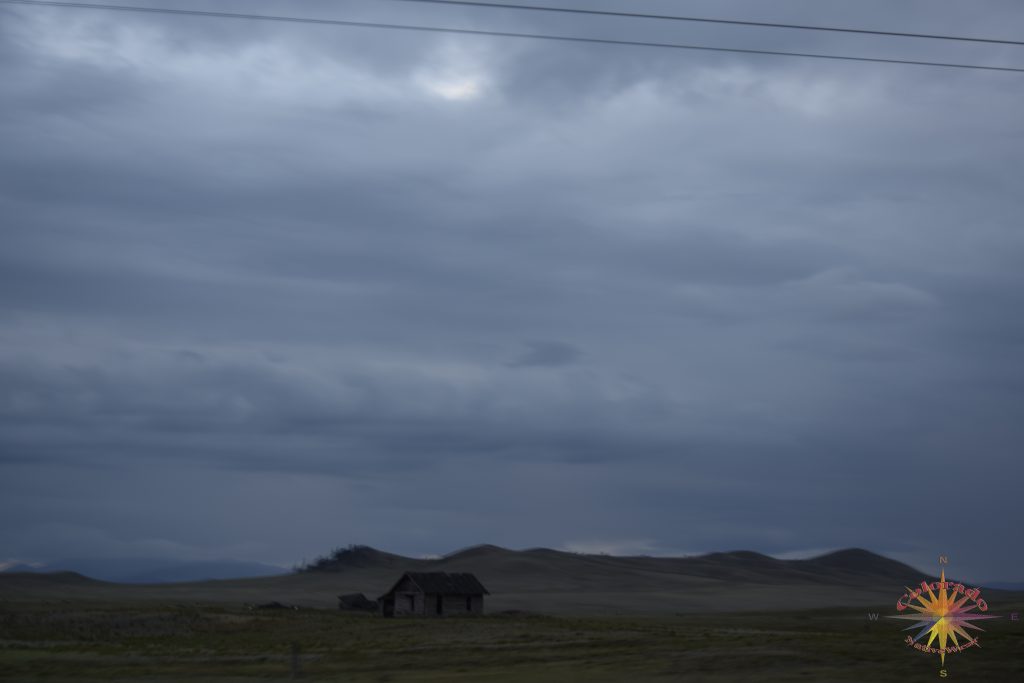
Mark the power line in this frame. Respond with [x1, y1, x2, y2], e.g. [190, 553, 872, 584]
[1, 0, 1022, 73]
[391, 0, 1024, 47]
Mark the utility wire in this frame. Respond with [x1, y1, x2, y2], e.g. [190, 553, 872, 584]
[1, 0, 1022, 73]
[391, 0, 1024, 47]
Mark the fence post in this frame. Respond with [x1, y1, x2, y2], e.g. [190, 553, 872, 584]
[290, 641, 302, 679]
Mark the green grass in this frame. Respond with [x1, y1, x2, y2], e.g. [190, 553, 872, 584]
[1, 600, 1021, 682]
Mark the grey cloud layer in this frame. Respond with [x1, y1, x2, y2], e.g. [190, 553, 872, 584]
[1, 0, 1023, 580]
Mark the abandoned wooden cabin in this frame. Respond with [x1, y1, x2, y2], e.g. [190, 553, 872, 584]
[377, 572, 489, 617]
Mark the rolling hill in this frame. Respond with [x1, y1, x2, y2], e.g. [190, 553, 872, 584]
[0, 558, 288, 583]
[0, 545, 981, 614]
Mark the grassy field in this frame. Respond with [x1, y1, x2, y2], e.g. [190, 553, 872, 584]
[1, 599, 1022, 682]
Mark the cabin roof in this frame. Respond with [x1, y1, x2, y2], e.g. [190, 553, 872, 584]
[379, 571, 489, 599]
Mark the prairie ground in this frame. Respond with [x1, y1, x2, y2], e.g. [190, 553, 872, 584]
[1, 599, 1022, 682]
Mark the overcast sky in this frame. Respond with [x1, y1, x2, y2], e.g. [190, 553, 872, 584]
[1, 0, 1023, 582]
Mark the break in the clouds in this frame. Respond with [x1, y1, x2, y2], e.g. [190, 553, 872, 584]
[1, 0, 1023, 583]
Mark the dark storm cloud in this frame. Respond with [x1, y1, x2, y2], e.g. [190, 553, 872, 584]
[507, 340, 582, 367]
[1, 0, 1023, 580]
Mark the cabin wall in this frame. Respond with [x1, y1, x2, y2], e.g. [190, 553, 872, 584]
[442, 594, 463, 615]
[391, 591, 424, 616]
[422, 593, 483, 616]
[383, 588, 484, 616]
[467, 594, 483, 615]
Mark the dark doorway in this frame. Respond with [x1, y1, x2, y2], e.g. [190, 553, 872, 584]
[436, 595, 443, 615]
[466, 596, 472, 612]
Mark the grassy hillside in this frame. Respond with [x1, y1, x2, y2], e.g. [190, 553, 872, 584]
[1, 599, 1022, 682]
[0, 546, 964, 614]
[3, 548, 1020, 681]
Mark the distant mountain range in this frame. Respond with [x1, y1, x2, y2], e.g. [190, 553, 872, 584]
[983, 581, 1024, 591]
[3, 545, 1015, 613]
[300, 544, 933, 586]
[0, 557, 287, 583]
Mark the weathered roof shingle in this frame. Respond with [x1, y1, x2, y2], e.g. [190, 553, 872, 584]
[380, 571, 489, 599]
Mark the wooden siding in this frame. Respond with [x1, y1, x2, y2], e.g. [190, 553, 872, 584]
[382, 591, 484, 617]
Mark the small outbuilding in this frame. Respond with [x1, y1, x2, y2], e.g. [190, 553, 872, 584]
[337, 592, 378, 612]
[377, 572, 489, 617]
